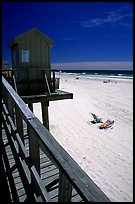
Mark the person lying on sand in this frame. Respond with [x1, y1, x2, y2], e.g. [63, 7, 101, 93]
[99, 119, 114, 129]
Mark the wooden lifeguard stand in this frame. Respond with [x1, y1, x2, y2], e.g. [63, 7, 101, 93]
[9, 28, 73, 130]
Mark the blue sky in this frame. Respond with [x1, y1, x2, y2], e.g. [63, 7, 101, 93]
[2, 2, 133, 70]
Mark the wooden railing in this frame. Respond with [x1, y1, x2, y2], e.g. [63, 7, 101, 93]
[2, 76, 111, 202]
[2, 68, 59, 95]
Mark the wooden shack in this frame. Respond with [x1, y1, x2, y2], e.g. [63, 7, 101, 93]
[9, 27, 55, 95]
[9, 28, 73, 130]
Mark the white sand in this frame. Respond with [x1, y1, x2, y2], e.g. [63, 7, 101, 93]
[33, 73, 133, 202]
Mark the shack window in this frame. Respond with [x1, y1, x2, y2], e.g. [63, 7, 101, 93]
[21, 50, 29, 62]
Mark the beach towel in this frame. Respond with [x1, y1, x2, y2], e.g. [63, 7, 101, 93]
[91, 113, 103, 123]
[99, 119, 114, 129]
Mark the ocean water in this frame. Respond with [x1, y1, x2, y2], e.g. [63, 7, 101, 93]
[60, 70, 133, 80]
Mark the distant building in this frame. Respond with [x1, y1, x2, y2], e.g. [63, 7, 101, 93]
[2, 61, 10, 70]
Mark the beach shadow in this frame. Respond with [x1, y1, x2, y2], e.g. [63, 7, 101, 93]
[90, 120, 97, 124]
[88, 120, 102, 125]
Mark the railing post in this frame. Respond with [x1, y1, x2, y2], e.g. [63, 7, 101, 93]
[52, 70, 55, 92]
[41, 102, 49, 131]
[15, 106, 24, 143]
[58, 171, 72, 202]
[28, 124, 40, 175]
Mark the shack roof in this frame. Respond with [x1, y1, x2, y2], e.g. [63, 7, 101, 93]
[9, 27, 55, 48]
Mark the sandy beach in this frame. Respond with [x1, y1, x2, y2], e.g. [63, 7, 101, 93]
[33, 73, 133, 202]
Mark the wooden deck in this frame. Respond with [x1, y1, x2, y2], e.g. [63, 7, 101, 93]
[1, 127, 83, 202]
[1, 76, 111, 202]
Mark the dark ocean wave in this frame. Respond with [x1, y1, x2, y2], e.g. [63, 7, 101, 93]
[59, 70, 133, 79]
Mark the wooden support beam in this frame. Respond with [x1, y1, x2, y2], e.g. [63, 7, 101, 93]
[52, 70, 55, 92]
[12, 74, 18, 93]
[21, 90, 73, 104]
[44, 74, 51, 95]
[28, 126, 40, 175]
[58, 171, 72, 202]
[41, 102, 49, 131]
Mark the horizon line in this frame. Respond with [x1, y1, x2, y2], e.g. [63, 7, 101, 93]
[51, 61, 133, 70]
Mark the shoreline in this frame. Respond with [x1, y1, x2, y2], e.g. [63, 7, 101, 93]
[57, 72, 133, 83]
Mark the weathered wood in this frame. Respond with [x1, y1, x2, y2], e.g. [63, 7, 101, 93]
[1, 129, 19, 202]
[2, 76, 36, 121]
[2, 126, 57, 202]
[21, 90, 73, 104]
[31, 166, 52, 202]
[44, 73, 51, 95]
[2, 101, 10, 125]
[41, 163, 57, 175]
[28, 126, 40, 175]
[52, 70, 55, 91]
[58, 171, 72, 202]
[41, 102, 49, 130]
[2, 114, 35, 202]
[15, 106, 24, 143]
[11, 68, 56, 94]
[12, 74, 18, 93]
[47, 188, 58, 202]
[2, 104, 28, 160]
[41, 168, 59, 181]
